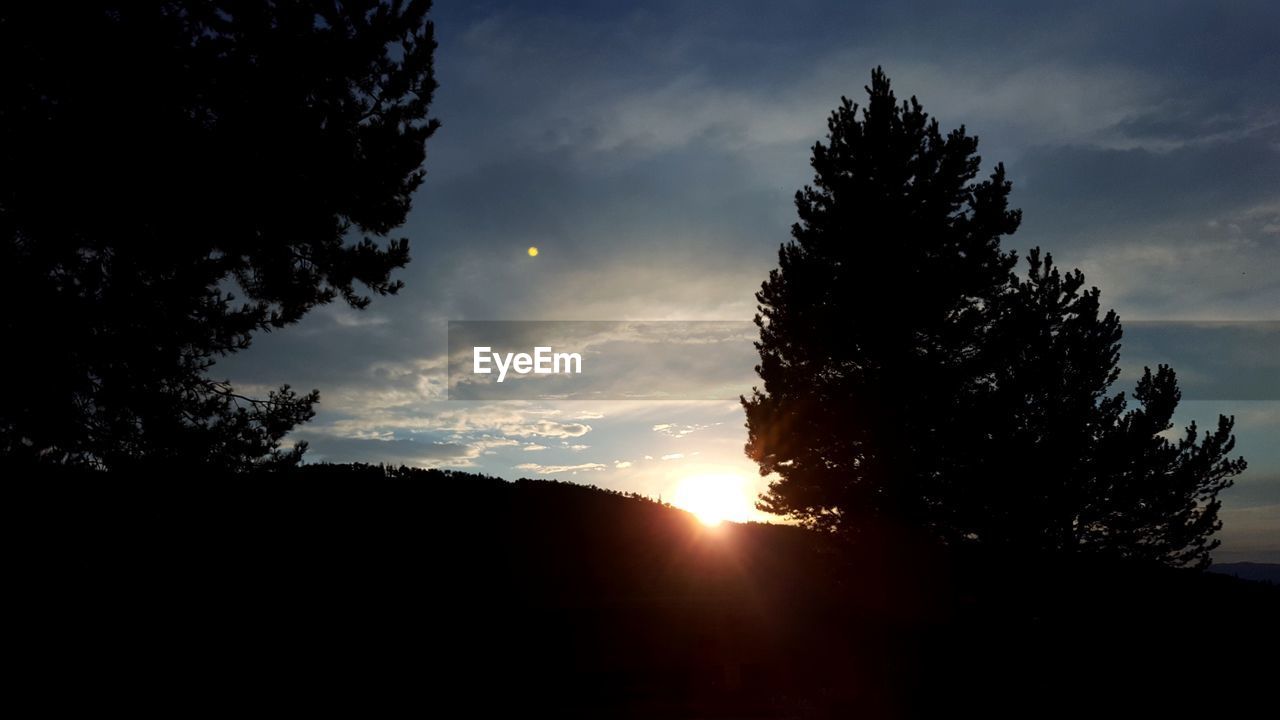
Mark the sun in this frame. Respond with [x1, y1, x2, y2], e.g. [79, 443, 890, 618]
[527, 246, 539, 257]
[671, 473, 753, 526]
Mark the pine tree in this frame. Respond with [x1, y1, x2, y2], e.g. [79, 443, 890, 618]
[0, 2, 439, 471]
[1086, 365, 1245, 567]
[744, 67, 1020, 533]
[743, 69, 1245, 566]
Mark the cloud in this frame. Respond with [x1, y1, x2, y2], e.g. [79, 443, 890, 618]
[513, 420, 592, 438]
[329, 307, 392, 328]
[1223, 472, 1280, 509]
[473, 436, 521, 450]
[1215, 504, 1280, 563]
[298, 435, 482, 468]
[614, 460, 632, 469]
[307, 402, 596, 442]
[1015, 127, 1280, 241]
[653, 422, 720, 438]
[515, 462, 608, 475]
[661, 453, 684, 461]
[572, 72, 831, 155]
[1118, 323, 1280, 400]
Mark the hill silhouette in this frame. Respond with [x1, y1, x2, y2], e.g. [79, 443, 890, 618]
[1208, 561, 1280, 585]
[10, 463, 1277, 717]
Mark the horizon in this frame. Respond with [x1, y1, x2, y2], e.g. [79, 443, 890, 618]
[216, 1, 1278, 563]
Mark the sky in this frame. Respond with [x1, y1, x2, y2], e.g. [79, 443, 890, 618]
[222, 0, 1279, 562]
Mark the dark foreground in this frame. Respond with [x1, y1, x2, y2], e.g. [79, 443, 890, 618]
[9, 464, 1278, 718]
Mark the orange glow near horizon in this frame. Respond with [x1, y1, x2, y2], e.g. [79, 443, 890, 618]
[671, 473, 753, 526]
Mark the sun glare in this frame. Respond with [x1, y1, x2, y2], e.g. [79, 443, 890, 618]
[671, 474, 753, 526]
[527, 246, 539, 257]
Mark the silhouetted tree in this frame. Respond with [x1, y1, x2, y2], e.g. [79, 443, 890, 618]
[0, 2, 438, 471]
[959, 249, 1245, 566]
[743, 68, 1245, 567]
[744, 68, 1020, 533]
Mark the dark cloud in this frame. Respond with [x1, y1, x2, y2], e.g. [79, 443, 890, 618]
[1119, 323, 1280, 400]
[1223, 474, 1280, 508]
[1014, 127, 1280, 241]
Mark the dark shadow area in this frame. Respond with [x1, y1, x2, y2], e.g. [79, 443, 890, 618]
[8, 464, 1277, 718]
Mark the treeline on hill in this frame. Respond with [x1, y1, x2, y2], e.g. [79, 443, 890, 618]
[11, 463, 1277, 718]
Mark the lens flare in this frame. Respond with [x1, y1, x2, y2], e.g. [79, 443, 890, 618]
[671, 474, 753, 526]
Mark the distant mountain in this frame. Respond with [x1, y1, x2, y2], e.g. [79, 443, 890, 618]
[1209, 561, 1280, 584]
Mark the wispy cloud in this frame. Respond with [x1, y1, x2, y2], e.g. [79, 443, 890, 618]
[515, 462, 608, 475]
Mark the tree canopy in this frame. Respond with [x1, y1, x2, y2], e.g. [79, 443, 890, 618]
[0, 1, 438, 471]
[743, 68, 1245, 567]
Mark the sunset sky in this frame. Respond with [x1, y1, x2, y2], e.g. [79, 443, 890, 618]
[221, 1, 1278, 561]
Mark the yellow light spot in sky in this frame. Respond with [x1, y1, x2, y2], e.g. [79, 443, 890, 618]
[527, 246, 539, 257]
[671, 473, 753, 526]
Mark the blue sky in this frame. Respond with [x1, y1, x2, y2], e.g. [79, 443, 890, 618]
[222, 1, 1279, 561]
